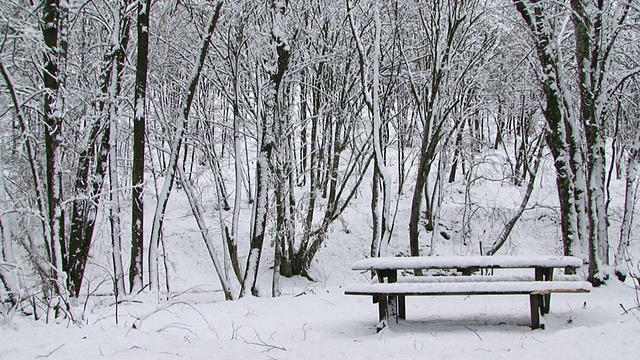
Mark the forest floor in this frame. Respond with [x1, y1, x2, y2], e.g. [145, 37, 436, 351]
[1, 272, 639, 359]
[2, 155, 640, 359]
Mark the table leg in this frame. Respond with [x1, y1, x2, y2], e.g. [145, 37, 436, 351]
[388, 295, 398, 323]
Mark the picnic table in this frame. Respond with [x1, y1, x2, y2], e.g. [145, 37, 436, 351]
[344, 255, 591, 331]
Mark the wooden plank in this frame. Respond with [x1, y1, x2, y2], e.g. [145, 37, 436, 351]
[344, 281, 592, 296]
[351, 255, 584, 271]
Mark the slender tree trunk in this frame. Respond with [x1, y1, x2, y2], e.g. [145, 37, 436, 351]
[348, 0, 393, 258]
[130, 0, 152, 293]
[177, 167, 235, 300]
[65, 2, 131, 296]
[299, 80, 320, 261]
[66, 107, 110, 298]
[487, 136, 544, 255]
[110, 120, 126, 297]
[148, 1, 224, 292]
[42, 0, 67, 300]
[241, 0, 290, 297]
[404, 1, 465, 261]
[109, 3, 131, 297]
[226, 52, 244, 283]
[370, 165, 382, 258]
[299, 78, 308, 186]
[614, 147, 639, 281]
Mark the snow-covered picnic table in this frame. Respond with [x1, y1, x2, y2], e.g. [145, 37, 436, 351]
[345, 255, 591, 331]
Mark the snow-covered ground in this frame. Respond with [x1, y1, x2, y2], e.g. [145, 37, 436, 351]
[2, 277, 639, 359]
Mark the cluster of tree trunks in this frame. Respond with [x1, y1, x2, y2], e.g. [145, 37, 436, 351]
[1, 0, 639, 312]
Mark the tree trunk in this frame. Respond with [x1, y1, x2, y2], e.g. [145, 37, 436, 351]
[66, 2, 131, 296]
[177, 167, 235, 300]
[486, 136, 544, 255]
[42, 0, 67, 299]
[614, 148, 639, 281]
[513, 0, 583, 264]
[130, 0, 152, 293]
[241, 0, 290, 297]
[348, 0, 394, 259]
[227, 50, 245, 283]
[570, 0, 624, 283]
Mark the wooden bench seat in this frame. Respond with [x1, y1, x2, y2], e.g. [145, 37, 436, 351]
[344, 280, 592, 296]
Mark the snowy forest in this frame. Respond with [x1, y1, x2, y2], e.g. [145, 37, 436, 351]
[1, 0, 640, 358]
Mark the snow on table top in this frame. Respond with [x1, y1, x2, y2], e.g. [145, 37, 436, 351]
[344, 280, 592, 295]
[351, 255, 584, 271]
[396, 274, 582, 283]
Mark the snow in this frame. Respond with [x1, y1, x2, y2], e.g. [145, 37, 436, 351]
[1, 281, 638, 359]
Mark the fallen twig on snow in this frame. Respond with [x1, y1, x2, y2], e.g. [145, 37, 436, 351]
[242, 329, 287, 352]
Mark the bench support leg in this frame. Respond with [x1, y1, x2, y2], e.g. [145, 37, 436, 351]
[389, 295, 398, 323]
[399, 295, 406, 319]
[378, 295, 387, 324]
[542, 294, 551, 315]
[529, 294, 543, 330]
[376, 295, 397, 332]
[535, 268, 553, 314]
[376, 294, 400, 332]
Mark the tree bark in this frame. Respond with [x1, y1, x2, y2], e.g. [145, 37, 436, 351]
[130, 0, 152, 293]
[42, 0, 67, 299]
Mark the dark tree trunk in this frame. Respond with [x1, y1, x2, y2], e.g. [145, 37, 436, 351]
[130, 0, 152, 293]
[42, 0, 66, 296]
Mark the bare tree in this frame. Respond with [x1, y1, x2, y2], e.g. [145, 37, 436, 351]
[148, 0, 224, 294]
[65, 0, 132, 298]
[347, 0, 394, 257]
[240, 0, 291, 297]
[405, 0, 489, 261]
[514, 0, 636, 284]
